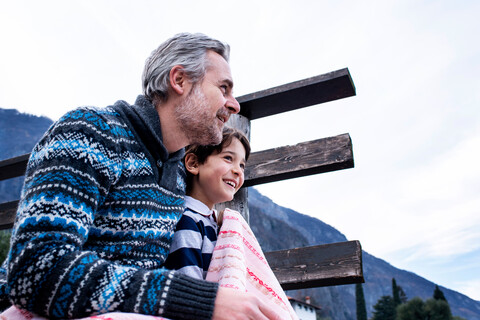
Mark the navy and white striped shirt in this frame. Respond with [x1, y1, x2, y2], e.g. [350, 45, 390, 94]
[165, 196, 218, 279]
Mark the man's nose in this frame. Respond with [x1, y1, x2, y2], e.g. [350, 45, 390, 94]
[226, 96, 240, 114]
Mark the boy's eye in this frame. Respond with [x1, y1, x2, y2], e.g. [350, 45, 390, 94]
[224, 155, 232, 161]
[240, 163, 245, 170]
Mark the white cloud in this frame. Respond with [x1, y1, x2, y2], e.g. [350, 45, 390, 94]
[456, 278, 480, 302]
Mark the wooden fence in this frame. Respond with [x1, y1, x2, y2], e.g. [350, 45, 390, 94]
[0, 68, 363, 290]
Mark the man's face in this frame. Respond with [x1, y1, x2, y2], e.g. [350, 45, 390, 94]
[174, 51, 240, 146]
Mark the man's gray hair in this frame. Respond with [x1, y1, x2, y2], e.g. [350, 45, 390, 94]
[142, 32, 230, 102]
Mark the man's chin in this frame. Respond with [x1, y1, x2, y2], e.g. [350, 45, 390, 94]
[192, 131, 222, 146]
[207, 126, 223, 145]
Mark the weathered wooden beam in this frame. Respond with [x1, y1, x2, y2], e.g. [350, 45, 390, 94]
[266, 241, 364, 290]
[0, 133, 353, 228]
[0, 201, 18, 230]
[0, 201, 363, 288]
[243, 133, 354, 187]
[0, 154, 29, 181]
[237, 68, 355, 120]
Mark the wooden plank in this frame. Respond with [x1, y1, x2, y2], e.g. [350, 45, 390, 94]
[243, 133, 354, 187]
[0, 203, 363, 288]
[0, 201, 18, 230]
[237, 68, 356, 120]
[0, 154, 29, 181]
[0, 134, 353, 227]
[266, 241, 364, 290]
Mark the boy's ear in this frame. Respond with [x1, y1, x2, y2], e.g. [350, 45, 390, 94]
[184, 153, 200, 175]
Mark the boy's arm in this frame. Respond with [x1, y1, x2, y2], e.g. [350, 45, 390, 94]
[165, 212, 216, 279]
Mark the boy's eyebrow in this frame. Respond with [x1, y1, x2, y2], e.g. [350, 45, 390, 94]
[222, 150, 246, 162]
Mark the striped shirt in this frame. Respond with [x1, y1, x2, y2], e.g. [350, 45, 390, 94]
[165, 196, 218, 279]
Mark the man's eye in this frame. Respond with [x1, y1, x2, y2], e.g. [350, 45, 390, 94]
[220, 85, 228, 94]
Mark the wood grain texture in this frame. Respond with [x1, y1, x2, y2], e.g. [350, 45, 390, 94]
[0, 201, 18, 230]
[0, 154, 29, 181]
[244, 133, 354, 187]
[0, 134, 353, 228]
[237, 68, 356, 120]
[266, 241, 364, 290]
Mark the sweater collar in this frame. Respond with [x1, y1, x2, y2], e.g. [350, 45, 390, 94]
[185, 196, 217, 218]
[129, 95, 184, 163]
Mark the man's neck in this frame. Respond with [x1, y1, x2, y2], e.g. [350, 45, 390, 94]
[154, 99, 189, 154]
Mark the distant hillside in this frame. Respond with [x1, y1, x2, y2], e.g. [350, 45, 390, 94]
[1, 107, 480, 320]
[0, 108, 53, 202]
[0, 109, 53, 160]
[248, 187, 480, 320]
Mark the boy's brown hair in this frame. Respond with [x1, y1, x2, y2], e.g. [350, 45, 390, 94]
[184, 126, 251, 193]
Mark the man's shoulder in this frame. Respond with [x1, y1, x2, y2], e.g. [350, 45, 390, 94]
[59, 101, 129, 123]
[53, 100, 134, 130]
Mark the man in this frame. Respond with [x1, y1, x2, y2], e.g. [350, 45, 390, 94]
[1, 33, 280, 320]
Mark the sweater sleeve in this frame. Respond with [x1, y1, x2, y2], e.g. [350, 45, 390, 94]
[0, 260, 9, 311]
[6, 108, 218, 319]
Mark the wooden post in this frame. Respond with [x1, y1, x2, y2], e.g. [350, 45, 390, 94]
[214, 113, 251, 223]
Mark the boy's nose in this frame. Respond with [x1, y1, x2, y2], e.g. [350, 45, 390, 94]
[232, 164, 243, 177]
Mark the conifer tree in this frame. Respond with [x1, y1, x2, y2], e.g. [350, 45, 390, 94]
[355, 283, 367, 320]
[392, 278, 401, 307]
[398, 285, 408, 304]
[433, 285, 447, 302]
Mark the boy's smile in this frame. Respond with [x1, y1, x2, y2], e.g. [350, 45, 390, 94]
[187, 138, 246, 209]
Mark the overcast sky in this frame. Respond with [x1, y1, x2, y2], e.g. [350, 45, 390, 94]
[1, 0, 479, 301]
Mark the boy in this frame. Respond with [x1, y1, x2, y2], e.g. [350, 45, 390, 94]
[164, 126, 250, 279]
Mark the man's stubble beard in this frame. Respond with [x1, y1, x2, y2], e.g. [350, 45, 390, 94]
[174, 85, 224, 146]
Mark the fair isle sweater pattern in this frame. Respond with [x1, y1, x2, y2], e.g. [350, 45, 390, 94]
[4, 96, 218, 320]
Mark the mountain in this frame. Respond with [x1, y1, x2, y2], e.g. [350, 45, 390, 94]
[1, 107, 480, 319]
[0, 108, 53, 202]
[248, 187, 480, 320]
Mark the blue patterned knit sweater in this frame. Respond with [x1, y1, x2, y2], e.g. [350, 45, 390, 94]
[1, 96, 218, 319]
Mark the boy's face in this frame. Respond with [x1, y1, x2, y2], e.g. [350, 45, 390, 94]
[186, 137, 246, 209]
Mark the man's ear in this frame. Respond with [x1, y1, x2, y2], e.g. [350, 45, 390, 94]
[184, 153, 200, 175]
[169, 65, 190, 95]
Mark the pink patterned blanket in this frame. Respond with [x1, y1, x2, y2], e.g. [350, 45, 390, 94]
[1, 209, 297, 320]
[206, 209, 298, 320]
